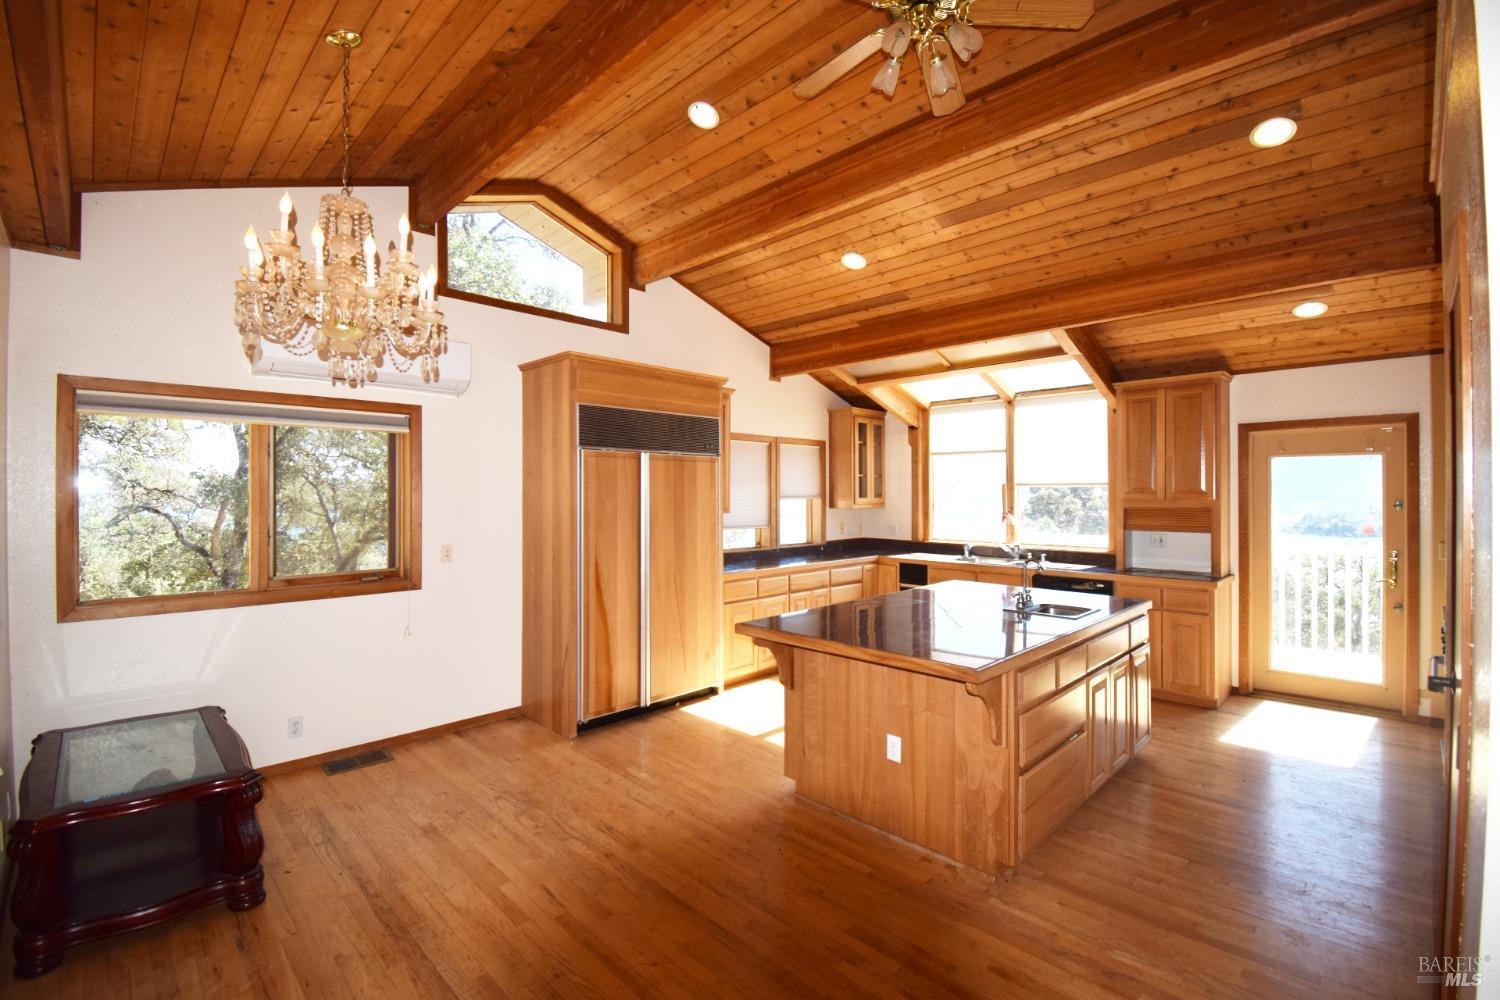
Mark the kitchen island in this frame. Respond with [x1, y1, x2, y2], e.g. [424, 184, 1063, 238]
[737, 580, 1151, 874]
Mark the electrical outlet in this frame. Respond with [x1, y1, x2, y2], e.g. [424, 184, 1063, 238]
[885, 733, 902, 763]
[287, 716, 304, 739]
[1150, 533, 1167, 549]
[440, 543, 453, 563]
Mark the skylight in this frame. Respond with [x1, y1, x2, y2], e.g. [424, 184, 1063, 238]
[901, 373, 996, 405]
[989, 359, 1091, 395]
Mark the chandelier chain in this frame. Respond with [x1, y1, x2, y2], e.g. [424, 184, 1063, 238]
[339, 43, 353, 195]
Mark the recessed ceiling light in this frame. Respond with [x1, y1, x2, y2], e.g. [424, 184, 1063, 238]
[1250, 116, 1298, 148]
[1292, 300, 1329, 319]
[841, 252, 868, 270]
[687, 101, 720, 129]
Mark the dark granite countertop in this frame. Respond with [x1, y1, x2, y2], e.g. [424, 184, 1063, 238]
[738, 580, 1148, 678]
[724, 541, 1227, 584]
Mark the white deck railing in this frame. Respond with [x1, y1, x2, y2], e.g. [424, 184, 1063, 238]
[1270, 536, 1385, 659]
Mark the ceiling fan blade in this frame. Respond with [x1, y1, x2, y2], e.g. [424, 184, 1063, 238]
[794, 28, 886, 99]
[919, 39, 966, 118]
[963, 0, 1094, 30]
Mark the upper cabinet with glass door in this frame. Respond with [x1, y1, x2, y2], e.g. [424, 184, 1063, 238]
[829, 407, 885, 509]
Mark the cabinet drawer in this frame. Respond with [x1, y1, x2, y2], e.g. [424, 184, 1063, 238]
[829, 582, 863, 604]
[829, 565, 864, 586]
[1018, 731, 1088, 858]
[724, 576, 758, 602]
[1088, 626, 1130, 670]
[1114, 582, 1162, 606]
[789, 569, 830, 592]
[1018, 659, 1058, 709]
[1056, 645, 1089, 688]
[757, 574, 790, 597]
[1129, 615, 1150, 650]
[976, 569, 1023, 586]
[1162, 588, 1211, 614]
[1019, 681, 1087, 770]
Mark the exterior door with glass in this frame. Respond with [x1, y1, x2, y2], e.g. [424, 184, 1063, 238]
[1246, 419, 1414, 711]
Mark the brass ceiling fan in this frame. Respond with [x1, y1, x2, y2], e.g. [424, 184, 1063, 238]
[795, 0, 1094, 117]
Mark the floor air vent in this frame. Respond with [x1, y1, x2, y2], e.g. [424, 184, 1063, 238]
[320, 748, 393, 776]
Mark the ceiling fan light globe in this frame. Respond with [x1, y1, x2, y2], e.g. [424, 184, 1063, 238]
[872, 56, 902, 97]
[947, 23, 982, 61]
[883, 19, 912, 57]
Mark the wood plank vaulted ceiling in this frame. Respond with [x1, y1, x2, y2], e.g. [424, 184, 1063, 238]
[0, 0, 1440, 392]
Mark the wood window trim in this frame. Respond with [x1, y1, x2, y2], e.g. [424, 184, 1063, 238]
[435, 181, 636, 335]
[56, 375, 423, 624]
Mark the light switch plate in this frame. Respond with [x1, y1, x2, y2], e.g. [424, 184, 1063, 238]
[886, 733, 902, 763]
[440, 544, 454, 563]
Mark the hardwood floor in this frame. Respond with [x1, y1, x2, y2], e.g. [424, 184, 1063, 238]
[7, 686, 1441, 998]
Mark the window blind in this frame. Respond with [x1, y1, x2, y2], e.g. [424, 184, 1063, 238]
[75, 391, 410, 434]
[1014, 391, 1107, 484]
[930, 399, 1006, 453]
[778, 443, 823, 499]
[725, 439, 771, 529]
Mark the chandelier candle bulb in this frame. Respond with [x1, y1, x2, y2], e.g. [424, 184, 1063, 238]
[398, 213, 410, 251]
[243, 226, 260, 275]
[278, 192, 293, 233]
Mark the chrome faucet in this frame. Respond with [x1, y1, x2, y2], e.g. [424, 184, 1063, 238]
[1016, 555, 1042, 610]
[961, 542, 973, 561]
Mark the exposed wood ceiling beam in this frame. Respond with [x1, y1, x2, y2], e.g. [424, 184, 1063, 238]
[1051, 329, 1119, 403]
[407, 3, 701, 228]
[767, 205, 1437, 377]
[5, 0, 72, 250]
[635, 0, 1418, 284]
[856, 347, 1067, 388]
[810, 369, 884, 410]
[823, 368, 922, 428]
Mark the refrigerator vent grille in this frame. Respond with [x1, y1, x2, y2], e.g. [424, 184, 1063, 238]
[578, 404, 720, 455]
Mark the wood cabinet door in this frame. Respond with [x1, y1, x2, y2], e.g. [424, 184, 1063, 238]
[1131, 646, 1152, 753]
[1160, 611, 1212, 699]
[1164, 384, 1215, 501]
[829, 582, 863, 604]
[754, 596, 789, 669]
[861, 564, 878, 597]
[723, 601, 758, 683]
[581, 450, 642, 721]
[1110, 661, 1132, 774]
[870, 418, 885, 505]
[1120, 389, 1163, 501]
[647, 454, 721, 703]
[1087, 669, 1112, 794]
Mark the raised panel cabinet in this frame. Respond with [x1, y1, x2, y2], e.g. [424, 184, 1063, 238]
[581, 450, 643, 721]
[1131, 646, 1152, 753]
[1164, 384, 1215, 501]
[1110, 660, 1132, 774]
[723, 601, 759, 684]
[1087, 669, 1112, 794]
[830, 407, 886, 509]
[1160, 611, 1213, 701]
[1120, 389, 1162, 501]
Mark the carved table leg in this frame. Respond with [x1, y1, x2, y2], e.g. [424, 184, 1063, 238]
[8, 826, 66, 978]
[220, 779, 266, 912]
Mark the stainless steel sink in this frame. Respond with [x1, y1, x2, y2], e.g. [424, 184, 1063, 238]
[1009, 603, 1095, 620]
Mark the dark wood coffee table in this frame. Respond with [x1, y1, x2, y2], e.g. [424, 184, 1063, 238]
[5, 706, 265, 978]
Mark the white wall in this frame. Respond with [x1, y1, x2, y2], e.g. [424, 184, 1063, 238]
[4, 186, 858, 771]
[0, 214, 11, 823]
[1228, 356, 1440, 714]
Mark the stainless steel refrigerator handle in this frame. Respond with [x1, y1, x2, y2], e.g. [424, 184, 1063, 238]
[640, 452, 651, 708]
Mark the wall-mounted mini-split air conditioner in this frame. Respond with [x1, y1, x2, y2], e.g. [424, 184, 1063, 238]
[250, 338, 472, 396]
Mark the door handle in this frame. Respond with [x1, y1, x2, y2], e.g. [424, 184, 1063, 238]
[1427, 655, 1457, 693]
[1387, 549, 1399, 589]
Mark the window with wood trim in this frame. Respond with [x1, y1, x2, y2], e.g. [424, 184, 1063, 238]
[722, 434, 826, 550]
[438, 184, 632, 332]
[1013, 390, 1109, 549]
[929, 400, 1008, 544]
[777, 439, 826, 546]
[57, 376, 421, 622]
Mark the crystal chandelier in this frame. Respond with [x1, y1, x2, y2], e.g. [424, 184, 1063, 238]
[234, 28, 446, 389]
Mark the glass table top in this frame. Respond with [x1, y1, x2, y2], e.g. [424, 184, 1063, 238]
[55, 710, 227, 808]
